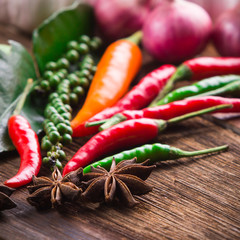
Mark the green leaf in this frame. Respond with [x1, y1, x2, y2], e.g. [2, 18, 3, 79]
[0, 41, 37, 116]
[33, 2, 94, 74]
[0, 41, 45, 153]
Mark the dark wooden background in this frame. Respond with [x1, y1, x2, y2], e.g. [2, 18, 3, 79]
[0, 23, 240, 240]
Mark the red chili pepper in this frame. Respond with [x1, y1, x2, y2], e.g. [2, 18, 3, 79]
[184, 57, 240, 81]
[72, 64, 176, 137]
[63, 104, 230, 176]
[4, 115, 42, 188]
[150, 57, 240, 106]
[88, 96, 240, 130]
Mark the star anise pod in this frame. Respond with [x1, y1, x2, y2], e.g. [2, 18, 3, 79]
[0, 184, 16, 211]
[27, 167, 83, 209]
[81, 158, 156, 207]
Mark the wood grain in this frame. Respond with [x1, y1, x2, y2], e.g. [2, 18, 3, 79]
[0, 23, 240, 240]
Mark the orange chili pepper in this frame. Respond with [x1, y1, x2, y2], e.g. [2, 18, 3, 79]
[71, 31, 142, 130]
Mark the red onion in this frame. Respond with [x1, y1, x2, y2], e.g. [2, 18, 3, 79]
[186, 0, 239, 22]
[142, 0, 212, 64]
[212, 6, 240, 56]
[94, 0, 151, 41]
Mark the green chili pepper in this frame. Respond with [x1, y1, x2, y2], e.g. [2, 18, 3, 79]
[156, 75, 240, 105]
[83, 143, 228, 173]
[187, 80, 240, 99]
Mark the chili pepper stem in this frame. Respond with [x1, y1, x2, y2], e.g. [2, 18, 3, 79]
[85, 119, 108, 127]
[172, 144, 228, 158]
[149, 65, 192, 107]
[13, 79, 33, 116]
[99, 114, 127, 131]
[167, 104, 232, 125]
[125, 31, 143, 45]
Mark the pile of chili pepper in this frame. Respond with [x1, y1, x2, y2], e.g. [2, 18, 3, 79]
[63, 104, 230, 175]
[72, 64, 176, 137]
[87, 96, 240, 130]
[71, 31, 143, 132]
[150, 56, 240, 106]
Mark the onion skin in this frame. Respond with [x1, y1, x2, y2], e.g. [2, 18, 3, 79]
[142, 0, 212, 64]
[213, 7, 240, 56]
[94, 0, 151, 41]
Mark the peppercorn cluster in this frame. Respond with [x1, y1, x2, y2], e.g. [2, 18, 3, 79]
[36, 35, 102, 169]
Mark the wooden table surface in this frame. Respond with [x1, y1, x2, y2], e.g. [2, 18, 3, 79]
[0, 23, 240, 240]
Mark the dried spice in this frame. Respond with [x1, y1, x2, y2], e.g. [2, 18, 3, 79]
[81, 158, 155, 207]
[0, 184, 16, 211]
[27, 167, 82, 209]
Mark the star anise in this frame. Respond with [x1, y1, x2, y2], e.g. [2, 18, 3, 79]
[0, 184, 16, 211]
[27, 167, 83, 209]
[81, 158, 156, 207]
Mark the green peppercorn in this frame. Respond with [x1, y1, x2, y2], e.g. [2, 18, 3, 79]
[48, 92, 59, 102]
[49, 75, 61, 88]
[57, 150, 66, 161]
[67, 40, 78, 50]
[56, 71, 65, 80]
[60, 94, 70, 104]
[69, 92, 79, 105]
[64, 104, 72, 113]
[51, 151, 60, 160]
[61, 133, 72, 145]
[53, 115, 65, 126]
[82, 55, 94, 65]
[56, 143, 63, 149]
[90, 37, 102, 51]
[46, 125, 58, 133]
[91, 66, 97, 74]
[43, 157, 50, 164]
[43, 70, 54, 79]
[45, 61, 57, 71]
[79, 77, 89, 88]
[73, 86, 85, 97]
[47, 151, 52, 157]
[43, 119, 50, 126]
[51, 97, 62, 105]
[58, 69, 68, 77]
[77, 69, 91, 78]
[65, 125, 73, 135]
[56, 123, 68, 134]
[79, 35, 91, 45]
[89, 41, 98, 51]
[44, 106, 57, 118]
[57, 106, 67, 114]
[57, 58, 70, 69]
[66, 49, 79, 63]
[77, 43, 89, 55]
[49, 131, 61, 144]
[46, 122, 55, 130]
[55, 160, 62, 169]
[61, 112, 72, 120]
[53, 102, 64, 110]
[92, 36, 102, 47]
[64, 119, 71, 126]
[80, 62, 92, 72]
[57, 87, 69, 95]
[50, 113, 60, 122]
[41, 138, 52, 151]
[40, 80, 50, 91]
[69, 74, 80, 87]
